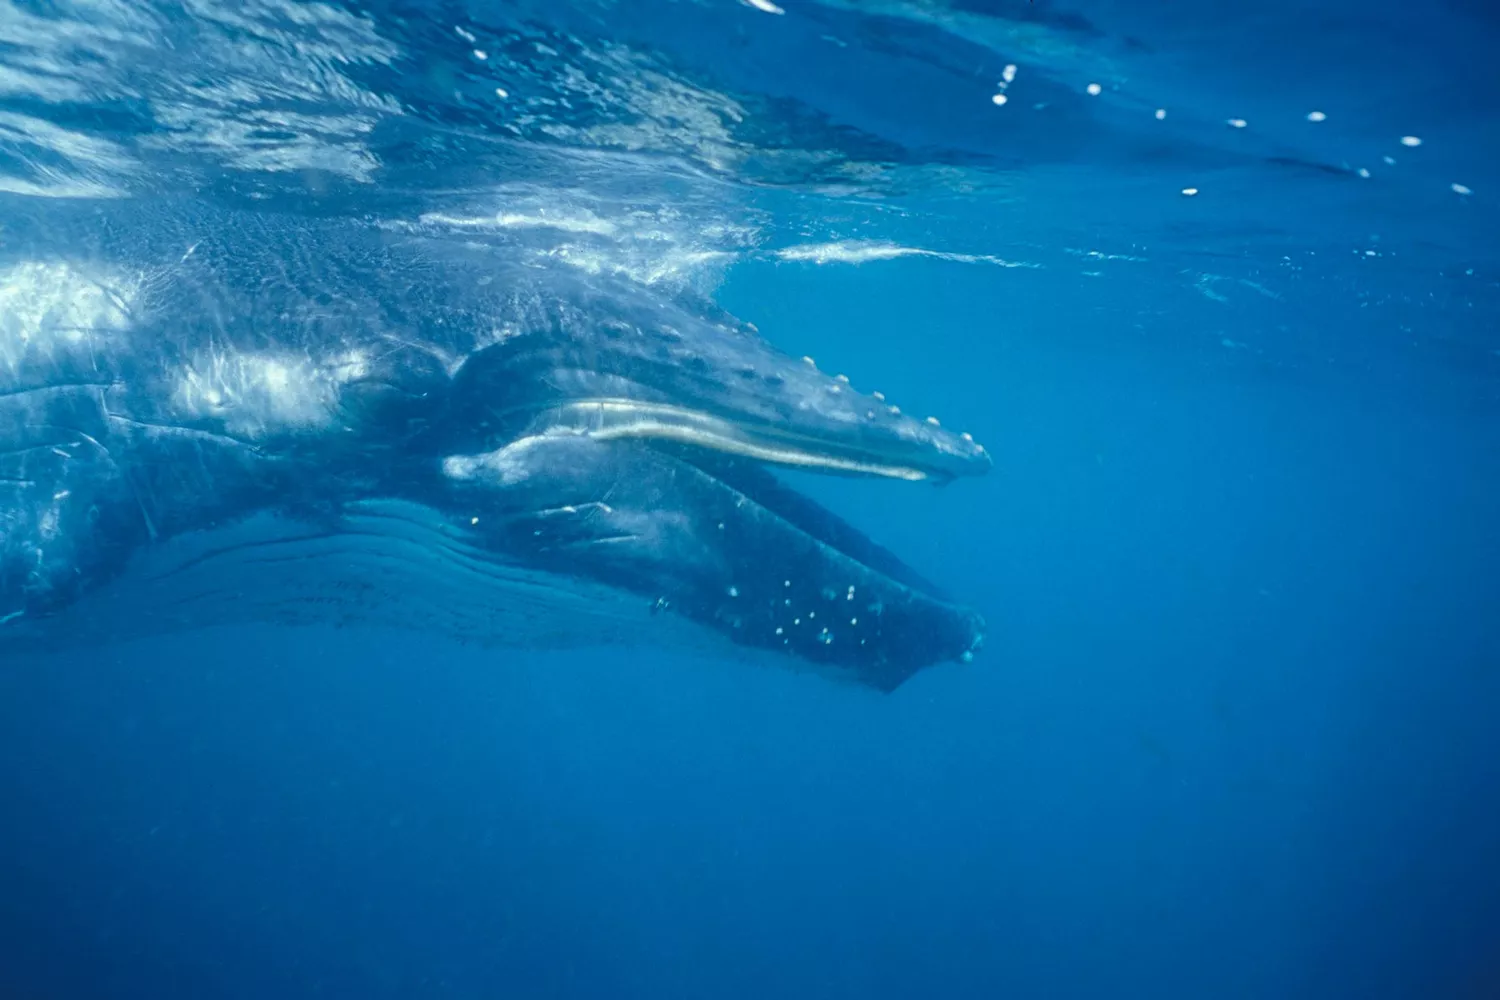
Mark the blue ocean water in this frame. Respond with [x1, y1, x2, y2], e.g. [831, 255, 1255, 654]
[1, 0, 1498, 998]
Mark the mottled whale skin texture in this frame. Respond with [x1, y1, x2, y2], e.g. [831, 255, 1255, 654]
[0, 195, 990, 691]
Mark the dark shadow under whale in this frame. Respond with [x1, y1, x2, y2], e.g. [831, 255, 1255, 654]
[0, 195, 990, 691]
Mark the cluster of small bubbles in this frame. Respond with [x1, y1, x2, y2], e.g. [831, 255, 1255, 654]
[991, 63, 1018, 106]
[453, 25, 509, 101]
[1063, 76, 1469, 203]
[727, 585, 739, 598]
[818, 628, 833, 644]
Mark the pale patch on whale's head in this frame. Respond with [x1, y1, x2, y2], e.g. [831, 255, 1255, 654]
[171, 348, 374, 440]
[0, 260, 139, 375]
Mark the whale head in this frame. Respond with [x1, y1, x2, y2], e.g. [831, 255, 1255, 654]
[430, 264, 992, 690]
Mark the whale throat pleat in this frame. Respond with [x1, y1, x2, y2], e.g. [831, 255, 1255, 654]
[0, 501, 720, 657]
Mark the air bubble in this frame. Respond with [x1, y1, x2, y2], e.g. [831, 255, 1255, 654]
[1086, 82, 1102, 96]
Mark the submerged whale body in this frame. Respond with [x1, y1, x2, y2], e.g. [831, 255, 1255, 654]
[0, 195, 990, 691]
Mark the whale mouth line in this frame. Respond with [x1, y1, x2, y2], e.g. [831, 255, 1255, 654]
[531, 399, 940, 482]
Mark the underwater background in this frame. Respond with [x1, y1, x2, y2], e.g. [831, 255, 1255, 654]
[1, 0, 1498, 997]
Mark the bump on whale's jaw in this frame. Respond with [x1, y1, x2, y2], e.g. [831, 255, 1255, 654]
[442, 434, 986, 691]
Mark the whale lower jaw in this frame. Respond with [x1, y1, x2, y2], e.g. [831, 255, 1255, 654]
[0, 500, 890, 687]
[0, 500, 728, 662]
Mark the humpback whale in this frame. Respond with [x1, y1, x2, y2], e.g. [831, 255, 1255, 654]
[0, 195, 990, 691]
